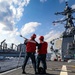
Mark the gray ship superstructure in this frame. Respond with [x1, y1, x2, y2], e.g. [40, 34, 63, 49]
[52, 2, 75, 61]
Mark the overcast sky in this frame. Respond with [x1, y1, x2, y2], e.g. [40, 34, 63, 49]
[0, 0, 75, 50]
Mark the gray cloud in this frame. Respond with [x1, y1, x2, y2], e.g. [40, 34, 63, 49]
[0, 0, 30, 31]
[0, 1, 13, 30]
[71, 4, 75, 9]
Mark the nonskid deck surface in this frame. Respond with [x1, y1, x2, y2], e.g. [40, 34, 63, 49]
[0, 61, 75, 75]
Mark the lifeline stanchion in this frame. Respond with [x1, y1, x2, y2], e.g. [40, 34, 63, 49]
[17, 49, 22, 68]
[17, 34, 27, 68]
[17, 35, 27, 68]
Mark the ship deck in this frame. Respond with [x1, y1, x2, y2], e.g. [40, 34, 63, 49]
[0, 61, 75, 75]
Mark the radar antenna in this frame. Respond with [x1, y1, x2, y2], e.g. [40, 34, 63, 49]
[53, 1, 75, 34]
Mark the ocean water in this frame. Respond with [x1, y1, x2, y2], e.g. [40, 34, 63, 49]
[0, 57, 25, 73]
[0, 53, 51, 73]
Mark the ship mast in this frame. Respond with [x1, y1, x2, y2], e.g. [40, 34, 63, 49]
[53, 1, 75, 35]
